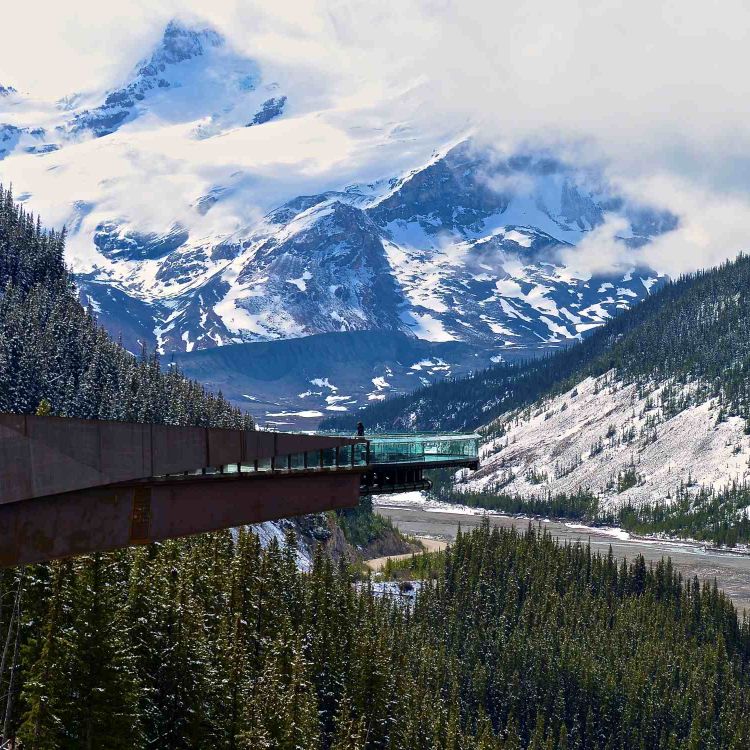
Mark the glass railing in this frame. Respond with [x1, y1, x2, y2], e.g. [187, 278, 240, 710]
[218, 442, 371, 473]
[158, 433, 478, 478]
[367, 433, 479, 465]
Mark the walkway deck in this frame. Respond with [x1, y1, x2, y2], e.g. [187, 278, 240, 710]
[0, 414, 479, 566]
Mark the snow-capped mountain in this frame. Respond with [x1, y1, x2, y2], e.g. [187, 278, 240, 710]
[77, 140, 673, 356]
[2, 21, 274, 151]
[0, 18, 680, 419]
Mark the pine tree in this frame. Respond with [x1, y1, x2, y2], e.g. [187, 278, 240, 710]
[17, 563, 73, 749]
[66, 554, 141, 748]
[34, 398, 51, 417]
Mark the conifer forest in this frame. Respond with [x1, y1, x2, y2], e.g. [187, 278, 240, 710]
[3, 522, 750, 749]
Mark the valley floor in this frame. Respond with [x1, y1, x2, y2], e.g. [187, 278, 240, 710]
[374, 495, 750, 614]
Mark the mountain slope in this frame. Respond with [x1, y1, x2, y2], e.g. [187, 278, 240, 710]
[171, 330, 538, 428]
[324, 255, 750, 434]
[461, 255, 750, 519]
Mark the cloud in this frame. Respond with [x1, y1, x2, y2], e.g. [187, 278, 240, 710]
[6, 0, 750, 167]
[3, 1, 750, 278]
[626, 174, 750, 277]
[554, 215, 632, 279]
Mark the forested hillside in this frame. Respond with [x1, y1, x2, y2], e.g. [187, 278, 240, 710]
[2, 522, 749, 748]
[323, 255, 750, 432]
[0, 185, 250, 427]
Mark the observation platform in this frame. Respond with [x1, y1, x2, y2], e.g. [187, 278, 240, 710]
[0, 414, 478, 566]
[355, 433, 479, 494]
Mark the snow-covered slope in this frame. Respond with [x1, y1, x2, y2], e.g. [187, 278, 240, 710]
[73, 141, 671, 356]
[465, 372, 750, 513]
[0, 18, 677, 365]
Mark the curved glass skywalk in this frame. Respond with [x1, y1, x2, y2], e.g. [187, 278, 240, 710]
[366, 433, 479, 466]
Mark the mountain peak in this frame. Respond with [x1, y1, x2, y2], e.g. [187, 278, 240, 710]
[137, 19, 224, 77]
[63, 19, 228, 138]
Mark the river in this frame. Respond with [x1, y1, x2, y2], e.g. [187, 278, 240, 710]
[374, 494, 750, 615]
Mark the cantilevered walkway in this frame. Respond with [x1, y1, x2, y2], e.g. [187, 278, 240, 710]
[0, 414, 478, 566]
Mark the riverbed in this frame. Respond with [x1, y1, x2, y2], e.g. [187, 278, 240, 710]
[374, 495, 750, 615]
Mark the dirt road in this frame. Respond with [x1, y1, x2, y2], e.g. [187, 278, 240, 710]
[365, 537, 447, 571]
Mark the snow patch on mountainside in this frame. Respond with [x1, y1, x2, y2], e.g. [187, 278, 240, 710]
[465, 373, 750, 511]
[252, 520, 314, 571]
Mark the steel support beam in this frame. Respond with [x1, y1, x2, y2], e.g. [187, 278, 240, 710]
[0, 413, 363, 505]
[0, 471, 362, 567]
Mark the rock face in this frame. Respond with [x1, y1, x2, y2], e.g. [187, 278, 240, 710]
[228, 201, 404, 340]
[248, 96, 286, 126]
[93, 221, 189, 261]
[0, 125, 47, 160]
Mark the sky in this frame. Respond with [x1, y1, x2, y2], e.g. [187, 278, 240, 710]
[3, 0, 750, 276]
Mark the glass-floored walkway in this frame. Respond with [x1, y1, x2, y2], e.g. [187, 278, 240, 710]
[366, 433, 479, 467]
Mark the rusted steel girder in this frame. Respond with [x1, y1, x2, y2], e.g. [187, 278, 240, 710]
[0, 470, 363, 567]
[0, 413, 366, 567]
[0, 413, 362, 504]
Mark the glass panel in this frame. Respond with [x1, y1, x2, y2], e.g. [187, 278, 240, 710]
[366, 434, 479, 465]
[353, 442, 368, 466]
[289, 452, 306, 470]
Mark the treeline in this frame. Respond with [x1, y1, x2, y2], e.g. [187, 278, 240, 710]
[0, 185, 250, 427]
[2, 522, 749, 748]
[434, 485, 599, 522]
[616, 481, 750, 547]
[434, 473, 750, 548]
[429, 469, 600, 522]
[324, 254, 750, 433]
